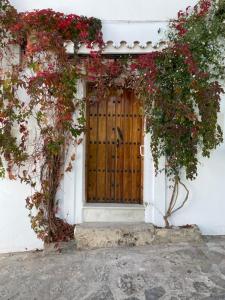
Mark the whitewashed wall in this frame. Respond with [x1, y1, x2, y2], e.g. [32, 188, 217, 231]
[1, 0, 225, 253]
[0, 47, 44, 253]
[152, 95, 225, 235]
[0, 180, 43, 253]
[168, 93, 225, 235]
[11, 0, 198, 20]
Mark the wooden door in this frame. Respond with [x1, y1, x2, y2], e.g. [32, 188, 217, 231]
[86, 87, 143, 204]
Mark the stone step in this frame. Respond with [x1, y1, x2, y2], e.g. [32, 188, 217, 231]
[83, 204, 145, 223]
[74, 223, 202, 250]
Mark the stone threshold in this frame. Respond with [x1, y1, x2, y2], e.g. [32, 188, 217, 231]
[83, 204, 145, 223]
[74, 223, 203, 250]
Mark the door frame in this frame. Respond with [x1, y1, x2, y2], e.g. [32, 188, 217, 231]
[85, 85, 144, 205]
[60, 79, 167, 226]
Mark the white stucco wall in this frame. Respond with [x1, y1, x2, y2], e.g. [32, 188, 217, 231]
[1, 0, 225, 253]
[0, 180, 43, 253]
[11, 0, 198, 20]
[168, 94, 225, 235]
[0, 47, 45, 253]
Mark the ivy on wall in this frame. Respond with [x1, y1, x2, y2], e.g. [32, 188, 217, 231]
[0, 0, 103, 242]
[0, 0, 225, 241]
[135, 0, 225, 225]
[84, 0, 225, 227]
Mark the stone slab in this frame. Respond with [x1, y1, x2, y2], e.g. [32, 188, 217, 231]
[154, 225, 203, 244]
[74, 223, 203, 250]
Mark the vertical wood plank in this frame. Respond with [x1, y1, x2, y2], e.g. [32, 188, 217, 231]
[96, 98, 107, 202]
[123, 90, 133, 203]
[115, 91, 123, 202]
[106, 91, 116, 202]
[87, 91, 98, 202]
[133, 96, 143, 203]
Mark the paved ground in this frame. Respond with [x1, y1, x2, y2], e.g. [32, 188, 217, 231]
[1, 237, 225, 300]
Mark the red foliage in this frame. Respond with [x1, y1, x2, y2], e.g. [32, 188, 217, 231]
[4, 8, 103, 53]
[175, 23, 188, 37]
[85, 52, 123, 81]
[172, 43, 198, 74]
[173, 7, 190, 37]
[133, 52, 160, 92]
[173, 0, 212, 37]
[198, 0, 212, 16]
[58, 14, 78, 30]
[51, 218, 75, 242]
[28, 71, 59, 88]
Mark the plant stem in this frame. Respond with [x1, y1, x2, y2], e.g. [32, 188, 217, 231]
[164, 176, 189, 228]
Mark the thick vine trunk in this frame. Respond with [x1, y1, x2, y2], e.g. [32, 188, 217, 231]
[164, 176, 189, 228]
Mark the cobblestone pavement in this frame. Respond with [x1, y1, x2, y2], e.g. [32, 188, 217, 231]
[1, 237, 225, 300]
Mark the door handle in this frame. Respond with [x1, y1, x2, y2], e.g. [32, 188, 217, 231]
[116, 127, 123, 143]
[117, 127, 123, 141]
[140, 145, 144, 157]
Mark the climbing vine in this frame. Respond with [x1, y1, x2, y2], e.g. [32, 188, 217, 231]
[135, 0, 225, 226]
[0, 0, 225, 240]
[0, 0, 103, 242]
[83, 0, 225, 227]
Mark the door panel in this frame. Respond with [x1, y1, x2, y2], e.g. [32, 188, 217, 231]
[86, 87, 143, 204]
